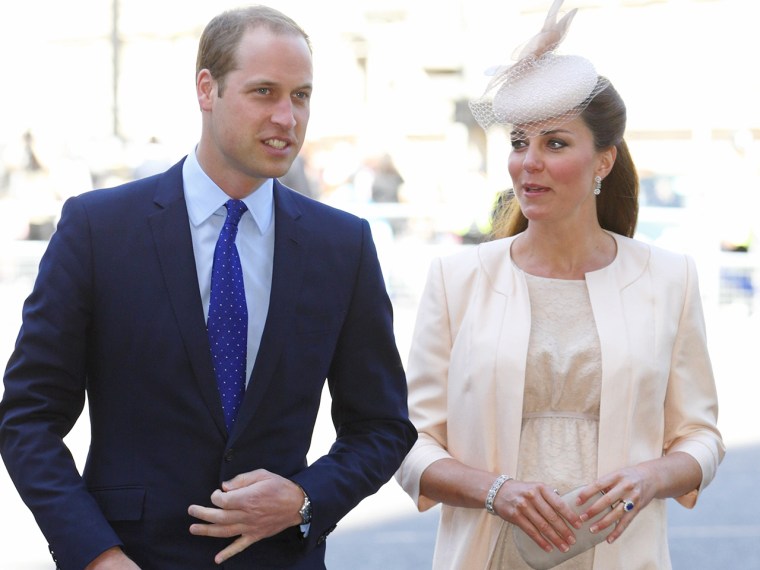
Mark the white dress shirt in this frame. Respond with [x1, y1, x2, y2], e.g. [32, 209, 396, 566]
[182, 149, 275, 385]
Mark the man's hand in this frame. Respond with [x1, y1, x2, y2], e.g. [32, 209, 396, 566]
[188, 469, 304, 564]
[84, 547, 141, 569]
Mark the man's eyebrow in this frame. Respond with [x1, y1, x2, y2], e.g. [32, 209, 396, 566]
[240, 79, 313, 92]
[241, 78, 276, 88]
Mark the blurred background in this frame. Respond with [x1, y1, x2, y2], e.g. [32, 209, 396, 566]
[1, 0, 758, 568]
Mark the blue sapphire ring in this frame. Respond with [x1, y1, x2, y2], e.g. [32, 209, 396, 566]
[621, 499, 635, 512]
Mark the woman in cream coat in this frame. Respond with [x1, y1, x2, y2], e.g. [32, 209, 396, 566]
[396, 2, 724, 568]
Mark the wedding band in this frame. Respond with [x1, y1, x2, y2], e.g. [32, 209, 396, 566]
[621, 499, 635, 512]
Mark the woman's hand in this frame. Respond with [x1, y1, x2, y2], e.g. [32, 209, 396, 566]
[576, 452, 702, 544]
[493, 480, 583, 554]
[574, 465, 653, 544]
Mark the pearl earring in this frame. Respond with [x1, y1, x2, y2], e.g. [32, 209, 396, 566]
[594, 175, 602, 196]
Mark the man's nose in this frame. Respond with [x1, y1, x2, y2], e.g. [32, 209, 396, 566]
[271, 98, 296, 129]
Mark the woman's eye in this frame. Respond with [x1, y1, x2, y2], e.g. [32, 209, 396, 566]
[511, 139, 527, 150]
[548, 139, 567, 149]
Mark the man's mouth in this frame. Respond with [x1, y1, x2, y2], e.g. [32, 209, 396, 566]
[264, 139, 288, 150]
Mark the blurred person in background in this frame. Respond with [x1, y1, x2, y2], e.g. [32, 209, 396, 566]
[395, 1, 724, 568]
[370, 153, 404, 204]
[0, 5, 415, 569]
[1, 130, 59, 239]
[131, 136, 175, 181]
[279, 153, 318, 199]
[370, 153, 407, 237]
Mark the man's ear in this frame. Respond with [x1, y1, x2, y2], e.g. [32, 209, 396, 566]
[196, 69, 216, 112]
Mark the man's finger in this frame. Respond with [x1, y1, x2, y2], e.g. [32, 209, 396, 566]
[215, 535, 257, 564]
[188, 504, 233, 524]
[188, 521, 242, 538]
[223, 468, 270, 491]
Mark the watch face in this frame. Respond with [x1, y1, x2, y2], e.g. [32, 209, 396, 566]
[300, 496, 312, 524]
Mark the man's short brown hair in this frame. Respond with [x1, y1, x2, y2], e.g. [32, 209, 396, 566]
[196, 5, 311, 96]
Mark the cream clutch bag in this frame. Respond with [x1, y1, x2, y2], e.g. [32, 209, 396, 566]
[513, 485, 615, 570]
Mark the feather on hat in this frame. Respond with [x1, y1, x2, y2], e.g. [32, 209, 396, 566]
[469, 0, 608, 135]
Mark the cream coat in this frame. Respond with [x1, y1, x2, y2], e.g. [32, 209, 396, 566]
[396, 233, 725, 570]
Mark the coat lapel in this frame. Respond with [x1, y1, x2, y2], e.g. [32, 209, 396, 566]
[478, 238, 531, 472]
[587, 232, 650, 475]
[232, 182, 307, 438]
[148, 160, 227, 438]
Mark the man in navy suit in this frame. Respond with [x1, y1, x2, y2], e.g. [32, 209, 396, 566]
[0, 6, 416, 569]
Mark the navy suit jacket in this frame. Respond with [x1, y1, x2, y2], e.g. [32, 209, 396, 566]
[0, 159, 416, 569]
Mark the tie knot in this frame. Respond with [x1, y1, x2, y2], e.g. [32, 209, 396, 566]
[224, 199, 248, 227]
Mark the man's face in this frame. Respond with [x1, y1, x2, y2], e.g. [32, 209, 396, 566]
[197, 27, 313, 196]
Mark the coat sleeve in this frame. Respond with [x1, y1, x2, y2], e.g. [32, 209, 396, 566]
[0, 196, 123, 569]
[663, 254, 726, 508]
[395, 257, 456, 511]
[290, 218, 417, 548]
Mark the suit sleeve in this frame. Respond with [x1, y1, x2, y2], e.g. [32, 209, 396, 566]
[663, 254, 726, 508]
[290, 219, 416, 548]
[0, 196, 122, 569]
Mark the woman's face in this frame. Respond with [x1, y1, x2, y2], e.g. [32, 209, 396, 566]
[507, 116, 614, 229]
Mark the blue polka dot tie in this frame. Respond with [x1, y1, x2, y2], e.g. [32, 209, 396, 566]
[208, 199, 248, 432]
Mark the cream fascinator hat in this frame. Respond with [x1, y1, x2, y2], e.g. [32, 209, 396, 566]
[469, 0, 609, 137]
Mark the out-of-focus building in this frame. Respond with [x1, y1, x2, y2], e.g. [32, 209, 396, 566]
[1, 1, 758, 288]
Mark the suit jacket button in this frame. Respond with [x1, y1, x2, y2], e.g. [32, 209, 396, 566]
[48, 545, 60, 568]
[318, 524, 337, 545]
[224, 449, 234, 462]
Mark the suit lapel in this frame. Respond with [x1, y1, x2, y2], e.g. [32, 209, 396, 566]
[148, 160, 227, 438]
[232, 182, 307, 437]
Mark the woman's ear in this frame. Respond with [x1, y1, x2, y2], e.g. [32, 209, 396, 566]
[597, 145, 617, 179]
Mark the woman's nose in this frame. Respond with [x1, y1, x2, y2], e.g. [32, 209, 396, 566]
[522, 146, 543, 172]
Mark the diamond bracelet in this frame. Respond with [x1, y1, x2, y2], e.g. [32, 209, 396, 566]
[485, 474, 513, 515]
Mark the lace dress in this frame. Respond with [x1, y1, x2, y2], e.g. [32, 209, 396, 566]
[489, 273, 602, 570]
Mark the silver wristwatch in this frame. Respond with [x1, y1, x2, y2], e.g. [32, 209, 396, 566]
[298, 489, 312, 524]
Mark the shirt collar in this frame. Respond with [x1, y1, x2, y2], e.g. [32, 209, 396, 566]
[182, 148, 274, 234]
